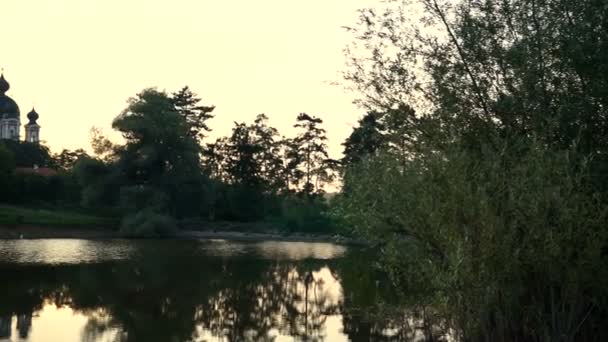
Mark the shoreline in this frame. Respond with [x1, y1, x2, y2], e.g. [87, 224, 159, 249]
[0, 225, 364, 245]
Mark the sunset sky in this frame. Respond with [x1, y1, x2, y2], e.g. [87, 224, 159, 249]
[2, 0, 378, 158]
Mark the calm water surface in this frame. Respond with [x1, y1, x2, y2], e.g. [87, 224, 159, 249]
[0, 239, 412, 341]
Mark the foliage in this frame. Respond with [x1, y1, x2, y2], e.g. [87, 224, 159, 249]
[73, 156, 120, 208]
[0, 144, 14, 175]
[171, 86, 215, 144]
[344, 0, 608, 155]
[287, 113, 337, 196]
[0, 145, 15, 200]
[279, 195, 334, 233]
[200, 113, 337, 223]
[119, 210, 177, 238]
[10, 173, 77, 205]
[342, 111, 385, 166]
[0, 140, 55, 168]
[111, 88, 205, 218]
[53, 148, 90, 171]
[0, 144, 83, 207]
[5, 86, 340, 236]
[340, 0, 608, 340]
[89, 127, 116, 161]
[204, 114, 287, 194]
[339, 141, 608, 341]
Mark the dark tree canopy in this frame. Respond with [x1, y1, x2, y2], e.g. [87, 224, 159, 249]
[171, 86, 215, 143]
[0, 140, 54, 168]
[342, 111, 385, 166]
[288, 113, 335, 197]
[53, 149, 90, 171]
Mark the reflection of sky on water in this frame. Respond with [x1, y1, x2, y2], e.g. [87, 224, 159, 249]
[199, 240, 347, 260]
[0, 304, 347, 342]
[0, 305, 120, 342]
[0, 239, 346, 264]
[0, 240, 135, 265]
[195, 316, 348, 342]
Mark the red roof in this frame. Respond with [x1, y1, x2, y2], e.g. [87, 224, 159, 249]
[15, 167, 58, 177]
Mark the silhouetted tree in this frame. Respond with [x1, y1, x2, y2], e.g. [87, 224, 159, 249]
[289, 113, 333, 197]
[112, 88, 204, 217]
[224, 122, 264, 188]
[0, 145, 15, 201]
[342, 111, 386, 166]
[89, 127, 117, 161]
[250, 114, 288, 193]
[171, 86, 215, 144]
[53, 149, 90, 171]
[0, 144, 14, 177]
[0, 140, 54, 168]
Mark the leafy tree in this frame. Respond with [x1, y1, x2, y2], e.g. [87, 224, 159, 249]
[0, 144, 14, 177]
[345, 0, 608, 157]
[73, 156, 120, 208]
[53, 149, 90, 171]
[224, 122, 264, 188]
[342, 105, 421, 170]
[283, 137, 305, 193]
[339, 0, 608, 340]
[0, 144, 15, 201]
[342, 111, 386, 167]
[89, 127, 117, 161]
[206, 116, 287, 220]
[112, 88, 204, 217]
[202, 137, 230, 181]
[288, 113, 334, 197]
[250, 114, 288, 193]
[171, 86, 215, 143]
[205, 115, 286, 193]
[0, 140, 55, 168]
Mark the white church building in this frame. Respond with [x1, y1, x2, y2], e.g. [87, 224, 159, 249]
[0, 73, 41, 143]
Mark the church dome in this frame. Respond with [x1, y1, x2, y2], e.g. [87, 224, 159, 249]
[0, 74, 9, 94]
[0, 96, 20, 119]
[27, 107, 39, 124]
[0, 74, 20, 119]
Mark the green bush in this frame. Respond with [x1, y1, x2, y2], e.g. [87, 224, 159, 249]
[279, 195, 334, 233]
[120, 210, 177, 238]
[338, 140, 608, 341]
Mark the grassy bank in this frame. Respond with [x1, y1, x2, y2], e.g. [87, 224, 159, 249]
[0, 205, 355, 243]
[0, 205, 118, 229]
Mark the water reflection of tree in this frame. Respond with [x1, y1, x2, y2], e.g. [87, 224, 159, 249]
[334, 250, 451, 341]
[190, 260, 340, 341]
[0, 255, 342, 341]
[0, 264, 55, 340]
[0, 245, 433, 341]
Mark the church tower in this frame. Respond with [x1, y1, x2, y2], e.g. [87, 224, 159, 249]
[25, 107, 40, 143]
[0, 73, 21, 140]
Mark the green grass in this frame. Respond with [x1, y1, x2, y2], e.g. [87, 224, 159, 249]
[0, 205, 118, 228]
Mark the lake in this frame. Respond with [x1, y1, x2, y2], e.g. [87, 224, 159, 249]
[0, 239, 419, 342]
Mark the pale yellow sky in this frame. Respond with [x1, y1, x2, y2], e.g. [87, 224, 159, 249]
[2, 0, 378, 158]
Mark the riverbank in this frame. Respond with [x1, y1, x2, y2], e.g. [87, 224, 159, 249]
[0, 205, 363, 244]
[0, 225, 363, 245]
[0, 205, 117, 228]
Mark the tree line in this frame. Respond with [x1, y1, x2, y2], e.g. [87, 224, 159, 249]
[0, 87, 346, 235]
